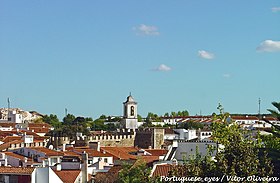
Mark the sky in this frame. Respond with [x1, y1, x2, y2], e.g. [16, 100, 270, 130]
[0, 1, 280, 120]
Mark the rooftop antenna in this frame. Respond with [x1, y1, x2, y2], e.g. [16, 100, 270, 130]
[258, 98, 261, 119]
[7, 98, 10, 121]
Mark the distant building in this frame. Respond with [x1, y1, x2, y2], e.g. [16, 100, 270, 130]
[0, 108, 43, 123]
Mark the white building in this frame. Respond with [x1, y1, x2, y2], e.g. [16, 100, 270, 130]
[173, 129, 197, 141]
[164, 139, 218, 163]
[120, 94, 139, 130]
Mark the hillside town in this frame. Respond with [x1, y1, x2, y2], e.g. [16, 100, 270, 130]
[0, 94, 279, 183]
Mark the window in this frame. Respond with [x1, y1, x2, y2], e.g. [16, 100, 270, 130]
[104, 158, 108, 163]
[130, 106, 134, 116]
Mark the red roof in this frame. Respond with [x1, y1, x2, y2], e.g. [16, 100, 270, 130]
[100, 147, 138, 160]
[1, 136, 21, 143]
[4, 152, 31, 161]
[29, 147, 64, 156]
[28, 123, 52, 128]
[144, 149, 168, 156]
[74, 149, 112, 157]
[0, 123, 17, 128]
[0, 140, 24, 151]
[152, 164, 172, 177]
[27, 127, 50, 133]
[63, 151, 81, 157]
[231, 116, 259, 120]
[141, 156, 160, 165]
[53, 170, 81, 183]
[0, 167, 35, 175]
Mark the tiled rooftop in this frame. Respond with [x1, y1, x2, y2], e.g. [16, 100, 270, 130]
[144, 149, 168, 156]
[3, 151, 31, 161]
[53, 169, 81, 183]
[100, 147, 138, 160]
[29, 147, 64, 156]
[0, 167, 35, 175]
[151, 164, 172, 177]
[74, 149, 112, 157]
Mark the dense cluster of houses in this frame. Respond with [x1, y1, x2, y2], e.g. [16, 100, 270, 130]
[0, 95, 278, 183]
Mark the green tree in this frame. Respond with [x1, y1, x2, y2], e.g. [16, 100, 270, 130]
[267, 102, 280, 120]
[170, 105, 274, 180]
[182, 110, 189, 117]
[177, 111, 182, 116]
[137, 114, 142, 122]
[171, 111, 177, 117]
[145, 112, 161, 122]
[164, 112, 169, 117]
[63, 114, 76, 125]
[117, 159, 152, 183]
[42, 114, 61, 129]
[179, 121, 203, 130]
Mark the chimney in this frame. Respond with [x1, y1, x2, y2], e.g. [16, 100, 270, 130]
[62, 144, 66, 152]
[81, 152, 88, 183]
[97, 142, 100, 152]
[89, 142, 100, 151]
[56, 164, 62, 171]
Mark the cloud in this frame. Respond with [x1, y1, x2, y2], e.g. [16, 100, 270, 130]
[153, 64, 171, 72]
[223, 74, 231, 78]
[198, 50, 215, 59]
[271, 7, 280, 12]
[256, 40, 280, 52]
[133, 24, 160, 36]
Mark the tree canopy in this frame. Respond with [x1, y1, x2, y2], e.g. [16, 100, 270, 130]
[170, 104, 274, 180]
[117, 159, 152, 183]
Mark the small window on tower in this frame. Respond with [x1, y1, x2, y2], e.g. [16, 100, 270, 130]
[131, 106, 134, 116]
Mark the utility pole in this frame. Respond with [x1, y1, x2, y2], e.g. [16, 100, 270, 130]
[7, 98, 10, 121]
[258, 98, 261, 119]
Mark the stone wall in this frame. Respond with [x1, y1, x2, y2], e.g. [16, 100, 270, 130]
[153, 128, 164, 149]
[134, 128, 165, 149]
[51, 130, 136, 147]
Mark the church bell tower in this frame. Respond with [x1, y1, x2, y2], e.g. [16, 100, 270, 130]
[121, 94, 138, 129]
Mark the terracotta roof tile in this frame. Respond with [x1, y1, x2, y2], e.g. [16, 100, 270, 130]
[28, 123, 52, 128]
[0, 167, 35, 175]
[0, 140, 24, 151]
[73, 149, 112, 157]
[27, 127, 50, 133]
[152, 164, 172, 177]
[53, 170, 81, 183]
[1, 136, 21, 143]
[29, 147, 64, 156]
[231, 116, 259, 120]
[141, 156, 159, 165]
[100, 147, 138, 160]
[63, 151, 81, 157]
[144, 149, 168, 156]
[3, 152, 31, 161]
[0, 123, 17, 128]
